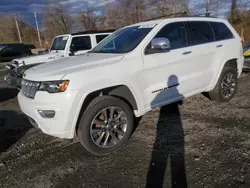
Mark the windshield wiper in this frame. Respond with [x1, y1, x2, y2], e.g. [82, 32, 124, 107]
[89, 50, 109, 54]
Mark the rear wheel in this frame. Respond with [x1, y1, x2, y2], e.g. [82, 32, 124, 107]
[77, 96, 134, 155]
[207, 67, 238, 102]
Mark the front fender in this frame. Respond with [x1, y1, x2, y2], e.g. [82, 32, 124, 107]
[68, 82, 141, 134]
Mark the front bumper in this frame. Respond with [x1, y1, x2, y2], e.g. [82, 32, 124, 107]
[18, 89, 79, 139]
[4, 72, 22, 88]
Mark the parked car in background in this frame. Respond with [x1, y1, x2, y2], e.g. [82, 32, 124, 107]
[18, 17, 243, 156]
[4, 29, 115, 88]
[38, 49, 49, 55]
[243, 43, 250, 71]
[0, 43, 34, 62]
[24, 44, 36, 52]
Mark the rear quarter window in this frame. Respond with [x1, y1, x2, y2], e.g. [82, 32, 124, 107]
[210, 22, 234, 41]
[188, 21, 215, 45]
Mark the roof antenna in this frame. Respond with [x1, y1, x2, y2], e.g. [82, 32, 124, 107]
[181, 11, 188, 16]
[205, 12, 211, 17]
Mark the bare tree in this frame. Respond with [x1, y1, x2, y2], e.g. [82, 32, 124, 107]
[106, 8, 126, 29]
[105, 0, 147, 29]
[0, 15, 17, 43]
[44, 1, 71, 41]
[78, 8, 106, 30]
[191, 0, 220, 16]
[228, 0, 250, 24]
[230, 0, 237, 24]
[119, 0, 146, 24]
[152, 0, 190, 17]
[0, 15, 37, 45]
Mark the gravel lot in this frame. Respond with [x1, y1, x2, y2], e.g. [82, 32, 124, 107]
[0, 69, 250, 188]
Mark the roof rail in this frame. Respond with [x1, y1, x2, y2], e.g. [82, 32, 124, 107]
[144, 11, 188, 22]
[192, 12, 212, 17]
[143, 11, 217, 22]
[71, 29, 116, 36]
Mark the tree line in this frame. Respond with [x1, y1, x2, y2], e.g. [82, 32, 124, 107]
[0, 0, 249, 48]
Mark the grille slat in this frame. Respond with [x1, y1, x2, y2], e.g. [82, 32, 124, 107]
[21, 79, 40, 99]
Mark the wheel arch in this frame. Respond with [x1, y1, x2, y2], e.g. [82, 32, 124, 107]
[72, 84, 139, 136]
[208, 58, 238, 91]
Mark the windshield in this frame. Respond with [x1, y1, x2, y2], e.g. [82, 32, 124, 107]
[90, 25, 154, 54]
[0, 44, 7, 51]
[50, 36, 68, 51]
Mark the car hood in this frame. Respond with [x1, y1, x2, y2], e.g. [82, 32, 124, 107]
[12, 52, 65, 66]
[24, 53, 124, 81]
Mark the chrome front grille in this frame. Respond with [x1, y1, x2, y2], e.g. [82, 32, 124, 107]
[21, 79, 40, 99]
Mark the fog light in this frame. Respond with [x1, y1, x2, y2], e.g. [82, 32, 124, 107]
[38, 110, 55, 118]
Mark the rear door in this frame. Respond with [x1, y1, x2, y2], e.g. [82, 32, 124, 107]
[185, 21, 217, 90]
[208, 21, 239, 86]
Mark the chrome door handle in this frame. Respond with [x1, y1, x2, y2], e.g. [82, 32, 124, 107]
[183, 51, 192, 55]
[216, 44, 223, 48]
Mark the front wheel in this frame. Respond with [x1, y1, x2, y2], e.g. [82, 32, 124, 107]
[207, 67, 238, 102]
[77, 96, 134, 155]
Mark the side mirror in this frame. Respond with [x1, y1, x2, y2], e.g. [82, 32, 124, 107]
[145, 38, 171, 55]
[151, 38, 171, 51]
[69, 46, 77, 56]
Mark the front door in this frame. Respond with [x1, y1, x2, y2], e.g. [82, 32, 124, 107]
[142, 22, 192, 107]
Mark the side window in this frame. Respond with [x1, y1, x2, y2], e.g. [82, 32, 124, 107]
[96, 34, 109, 44]
[210, 22, 234, 41]
[188, 21, 215, 45]
[71, 36, 92, 51]
[13, 44, 22, 52]
[14, 44, 25, 55]
[155, 22, 187, 50]
[1, 45, 12, 57]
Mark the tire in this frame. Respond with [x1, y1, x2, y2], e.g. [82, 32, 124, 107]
[77, 96, 134, 156]
[207, 67, 238, 102]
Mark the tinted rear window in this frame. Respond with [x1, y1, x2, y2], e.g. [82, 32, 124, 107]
[96, 35, 109, 44]
[71, 36, 92, 51]
[188, 21, 215, 45]
[210, 22, 234, 41]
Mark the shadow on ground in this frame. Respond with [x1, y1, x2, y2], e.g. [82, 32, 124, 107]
[0, 110, 31, 153]
[0, 88, 19, 103]
[146, 75, 187, 188]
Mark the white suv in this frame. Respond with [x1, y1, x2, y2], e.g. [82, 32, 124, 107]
[18, 17, 244, 155]
[4, 30, 114, 88]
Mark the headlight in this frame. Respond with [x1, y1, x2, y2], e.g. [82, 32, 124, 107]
[39, 80, 69, 93]
[16, 67, 26, 75]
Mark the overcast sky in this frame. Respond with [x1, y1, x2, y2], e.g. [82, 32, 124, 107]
[0, 0, 235, 28]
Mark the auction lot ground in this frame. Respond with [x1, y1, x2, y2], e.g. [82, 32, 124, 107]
[0, 68, 250, 188]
